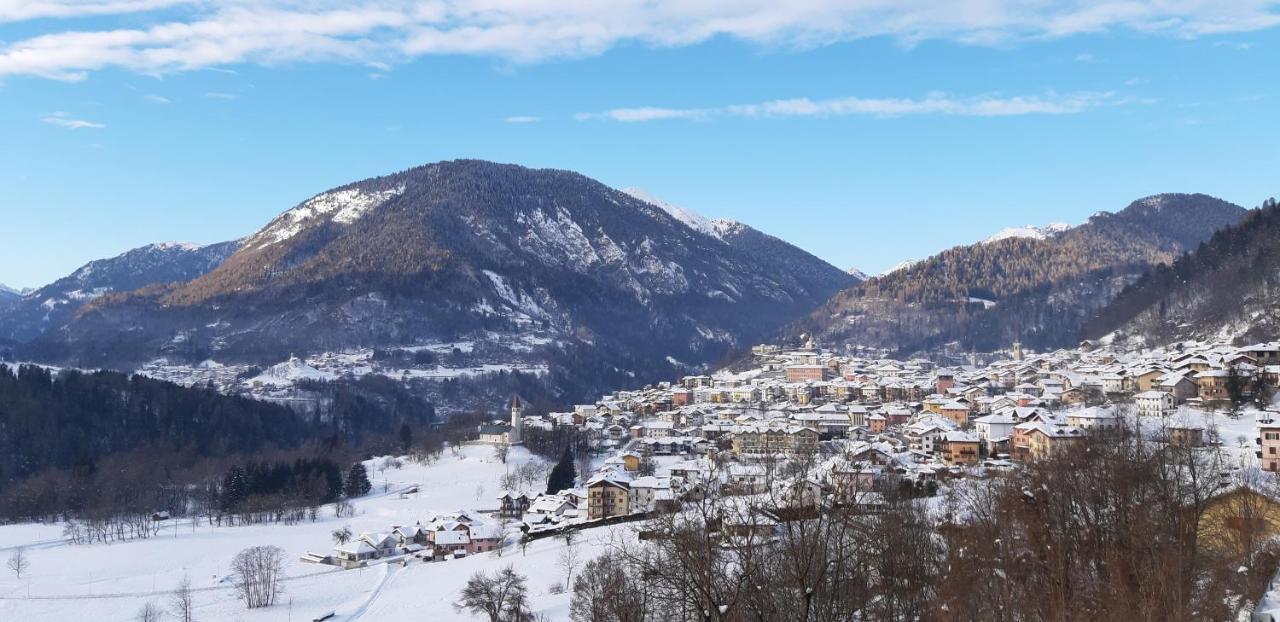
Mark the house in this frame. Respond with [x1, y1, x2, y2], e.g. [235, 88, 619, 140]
[359, 532, 400, 558]
[629, 476, 674, 513]
[1058, 387, 1086, 406]
[905, 421, 950, 455]
[867, 413, 887, 433]
[1165, 423, 1205, 447]
[1133, 368, 1166, 393]
[426, 513, 501, 555]
[940, 400, 971, 427]
[1012, 421, 1086, 461]
[973, 412, 1017, 444]
[433, 528, 470, 557]
[1066, 407, 1120, 432]
[496, 491, 531, 518]
[333, 540, 378, 564]
[1135, 390, 1176, 417]
[1259, 419, 1280, 472]
[1198, 486, 1280, 555]
[940, 431, 980, 466]
[586, 473, 632, 520]
[394, 524, 428, 546]
[1194, 369, 1232, 404]
[1160, 373, 1200, 402]
[726, 464, 768, 494]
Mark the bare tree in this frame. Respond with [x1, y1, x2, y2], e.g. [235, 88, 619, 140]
[575, 450, 594, 484]
[170, 574, 195, 622]
[231, 545, 285, 609]
[455, 565, 530, 622]
[494, 442, 511, 465]
[6, 548, 29, 579]
[558, 530, 581, 589]
[135, 601, 164, 622]
[332, 525, 353, 545]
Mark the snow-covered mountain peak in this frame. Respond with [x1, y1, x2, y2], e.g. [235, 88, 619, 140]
[881, 259, 919, 276]
[249, 184, 406, 248]
[847, 268, 868, 280]
[150, 241, 203, 252]
[0, 284, 30, 298]
[621, 187, 723, 239]
[982, 222, 1072, 244]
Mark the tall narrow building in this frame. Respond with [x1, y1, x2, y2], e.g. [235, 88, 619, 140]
[509, 395, 524, 445]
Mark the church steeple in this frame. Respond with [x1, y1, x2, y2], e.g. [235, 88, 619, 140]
[509, 395, 524, 445]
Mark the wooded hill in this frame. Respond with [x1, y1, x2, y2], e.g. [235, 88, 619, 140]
[790, 193, 1247, 354]
[1084, 197, 1280, 345]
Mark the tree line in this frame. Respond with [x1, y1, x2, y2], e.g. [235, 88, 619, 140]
[0, 364, 441, 523]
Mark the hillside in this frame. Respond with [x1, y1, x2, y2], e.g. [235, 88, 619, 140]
[791, 193, 1247, 355]
[0, 364, 434, 495]
[26, 160, 853, 402]
[1084, 197, 1280, 345]
[0, 241, 240, 343]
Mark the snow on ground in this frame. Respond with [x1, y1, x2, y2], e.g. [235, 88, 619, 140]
[0, 444, 619, 622]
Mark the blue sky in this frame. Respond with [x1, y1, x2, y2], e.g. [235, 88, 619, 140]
[2, 2, 1279, 288]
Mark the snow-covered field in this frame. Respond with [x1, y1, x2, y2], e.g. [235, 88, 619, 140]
[0, 445, 618, 621]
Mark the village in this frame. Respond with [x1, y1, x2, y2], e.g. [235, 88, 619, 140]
[308, 336, 1280, 585]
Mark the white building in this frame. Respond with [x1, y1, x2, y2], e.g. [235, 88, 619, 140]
[973, 412, 1017, 443]
[1135, 390, 1176, 417]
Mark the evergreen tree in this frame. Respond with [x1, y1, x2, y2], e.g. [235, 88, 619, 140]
[1226, 365, 1247, 413]
[345, 463, 372, 498]
[398, 423, 415, 453]
[546, 447, 576, 494]
[221, 465, 247, 511]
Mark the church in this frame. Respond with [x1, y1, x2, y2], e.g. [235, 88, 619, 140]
[477, 396, 525, 445]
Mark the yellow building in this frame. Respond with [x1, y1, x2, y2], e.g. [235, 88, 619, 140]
[586, 474, 631, 520]
[1198, 486, 1280, 555]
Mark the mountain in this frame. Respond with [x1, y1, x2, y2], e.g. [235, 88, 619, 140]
[982, 222, 1072, 244]
[790, 193, 1247, 355]
[0, 241, 240, 343]
[0, 285, 26, 301]
[27, 160, 853, 401]
[621, 188, 726, 239]
[1083, 197, 1280, 346]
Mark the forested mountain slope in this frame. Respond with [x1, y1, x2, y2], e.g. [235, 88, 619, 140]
[790, 193, 1247, 355]
[1084, 197, 1280, 345]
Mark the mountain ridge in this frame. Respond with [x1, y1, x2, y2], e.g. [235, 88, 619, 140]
[789, 192, 1247, 355]
[0, 240, 241, 343]
[25, 160, 854, 403]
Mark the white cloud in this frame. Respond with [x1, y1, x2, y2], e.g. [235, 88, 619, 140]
[503, 115, 541, 123]
[1, 1, 1278, 80]
[575, 107, 711, 122]
[41, 111, 104, 128]
[580, 91, 1127, 122]
[0, 0, 193, 22]
[143, 93, 170, 103]
[204, 91, 237, 99]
